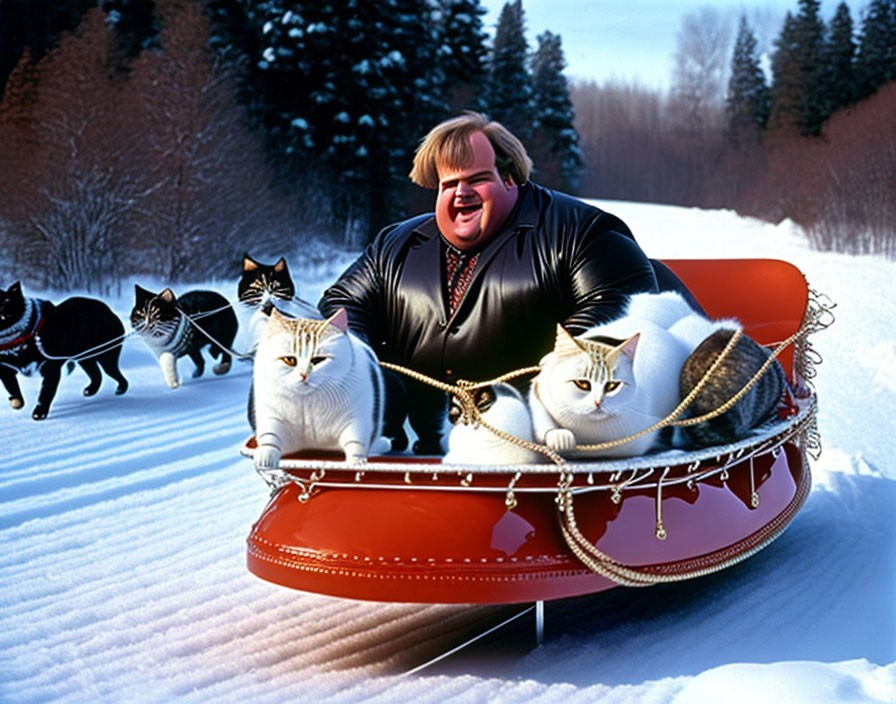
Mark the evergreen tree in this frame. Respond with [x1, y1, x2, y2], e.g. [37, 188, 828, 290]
[726, 14, 770, 145]
[251, 0, 445, 239]
[822, 2, 857, 115]
[769, 1, 827, 136]
[529, 30, 581, 191]
[434, 0, 489, 112]
[769, 12, 802, 132]
[99, 0, 158, 57]
[855, 0, 896, 100]
[486, 0, 533, 142]
[794, 0, 826, 134]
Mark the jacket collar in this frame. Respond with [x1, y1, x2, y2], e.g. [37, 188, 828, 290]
[410, 183, 543, 325]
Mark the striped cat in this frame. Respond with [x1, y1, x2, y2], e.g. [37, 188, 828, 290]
[251, 308, 387, 467]
[130, 285, 238, 389]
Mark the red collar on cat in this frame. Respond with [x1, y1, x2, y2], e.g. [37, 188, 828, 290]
[0, 314, 45, 352]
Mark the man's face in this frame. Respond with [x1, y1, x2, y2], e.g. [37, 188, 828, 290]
[435, 131, 518, 250]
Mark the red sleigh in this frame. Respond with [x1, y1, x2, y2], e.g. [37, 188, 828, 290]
[241, 259, 830, 605]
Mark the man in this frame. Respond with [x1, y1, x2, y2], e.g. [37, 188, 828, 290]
[320, 112, 695, 453]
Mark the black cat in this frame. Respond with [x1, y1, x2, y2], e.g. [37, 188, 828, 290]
[238, 254, 296, 315]
[0, 282, 128, 420]
[130, 285, 238, 389]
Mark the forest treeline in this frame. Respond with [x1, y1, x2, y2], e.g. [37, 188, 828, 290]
[0, 0, 894, 292]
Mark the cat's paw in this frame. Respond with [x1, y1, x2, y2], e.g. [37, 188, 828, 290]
[9, 397, 24, 410]
[31, 405, 48, 421]
[115, 380, 128, 395]
[370, 436, 391, 455]
[544, 428, 576, 452]
[212, 361, 231, 375]
[167, 379, 181, 389]
[255, 445, 282, 470]
[343, 441, 368, 464]
[83, 384, 100, 397]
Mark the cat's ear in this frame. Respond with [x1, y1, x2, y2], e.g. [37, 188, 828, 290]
[554, 325, 581, 356]
[273, 257, 289, 274]
[8, 281, 22, 297]
[326, 308, 349, 334]
[159, 288, 176, 304]
[265, 308, 290, 336]
[134, 284, 152, 302]
[617, 333, 640, 361]
[243, 254, 259, 272]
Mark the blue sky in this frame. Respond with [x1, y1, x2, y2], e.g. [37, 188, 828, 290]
[478, 0, 869, 90]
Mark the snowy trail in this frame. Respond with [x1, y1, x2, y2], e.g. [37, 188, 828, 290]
[1, 204, 894, 703]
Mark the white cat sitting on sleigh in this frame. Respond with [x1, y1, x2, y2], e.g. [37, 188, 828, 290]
[251, 307, 389, 468]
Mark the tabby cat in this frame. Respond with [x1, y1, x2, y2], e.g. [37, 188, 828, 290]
[530, 318, 691, 458]
[251, 307, 387, 467]
[130, 285, 238, 388]
[0, 281, 127, 420]
[628, 291, 788, 447]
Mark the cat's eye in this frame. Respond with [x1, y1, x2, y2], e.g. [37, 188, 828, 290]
[604, 380, 624, 395]
[310, 356, 328, 366]
[280, 356, 297, 367]
[572, 379, 591, 391]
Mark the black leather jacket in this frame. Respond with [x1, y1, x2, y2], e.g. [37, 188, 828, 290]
[320, 182, 682, 448]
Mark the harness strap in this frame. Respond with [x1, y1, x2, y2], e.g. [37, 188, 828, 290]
[0, 312, 44, 352]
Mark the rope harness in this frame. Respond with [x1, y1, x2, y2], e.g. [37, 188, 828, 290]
[2, 293, 305, 366]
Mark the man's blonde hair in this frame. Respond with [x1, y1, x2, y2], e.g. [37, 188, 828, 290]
[409, 112, 532, 189]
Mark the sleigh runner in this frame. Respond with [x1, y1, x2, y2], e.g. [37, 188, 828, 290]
[241, 258, 831, 604]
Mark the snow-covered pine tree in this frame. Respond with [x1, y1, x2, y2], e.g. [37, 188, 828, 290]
[821, 2, 857, 116]
[769, 12, 805, 133]
[252, 0, 445, 241]
[726, 14, 770, 145]
[434, 0, 489, 112]
[529, 30, 581, 192]
[792, 0, 827, 135]
[855, 0, 896, 101]
[99, 0, 158, 57]
[486, 0, 533, 142]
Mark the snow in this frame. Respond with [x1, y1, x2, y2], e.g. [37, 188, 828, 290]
[1, 202, 894, 703]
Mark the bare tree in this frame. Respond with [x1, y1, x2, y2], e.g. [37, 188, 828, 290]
[3, 9, 153, 292]
[670, 5, 735, 132]
[126, 0, 290, 282]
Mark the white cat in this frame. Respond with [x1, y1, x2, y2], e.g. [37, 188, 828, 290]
[529, 292, 740, 458]
[252, 307, 388, 468]
[443, 383, 546, 465]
